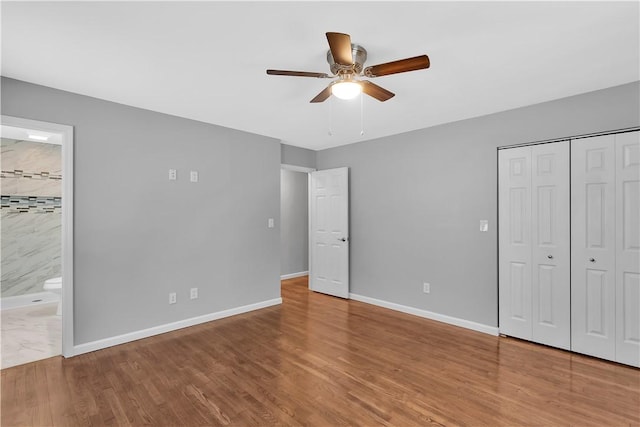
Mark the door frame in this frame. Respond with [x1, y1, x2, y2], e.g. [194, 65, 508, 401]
[1, 115, 75, 357]
[281, 164, 315, 287]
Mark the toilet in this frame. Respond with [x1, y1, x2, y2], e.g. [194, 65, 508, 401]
[43, 277, 62, 315]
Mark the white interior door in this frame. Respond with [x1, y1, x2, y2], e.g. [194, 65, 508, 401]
[499, 146, 533, 340]
[310, 167, 349, 298]
[615, 131, 640, 367]
[571, 135, 617, 361]
[531, 142, 570, 350]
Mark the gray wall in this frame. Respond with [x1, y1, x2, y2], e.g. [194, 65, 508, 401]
[280, 169, 308, 276]
[317, 81, 640, 327]
[281, 144, 316, 169]
[1, 77, 281, 345]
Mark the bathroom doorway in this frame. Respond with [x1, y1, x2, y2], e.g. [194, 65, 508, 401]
[0, 116, 74, 368]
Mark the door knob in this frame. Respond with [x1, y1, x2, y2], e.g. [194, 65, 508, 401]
[547, 255, 553, 259]
[589, 258, 596, 263]
[339, 237, 347, 242]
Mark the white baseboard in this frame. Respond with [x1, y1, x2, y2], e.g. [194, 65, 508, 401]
[72, 297, 282, 356]
[280, 271, 309, 280]
[349, 293, 499, 336]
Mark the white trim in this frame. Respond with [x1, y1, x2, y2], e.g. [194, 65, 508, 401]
[1, 115, 74, 358]
[72, 298, 282, 356]
[281, 163, 316, 173]
[308, 172, 312, 290]
[280, 271, 309, 280]
[349, 293, 499, 336]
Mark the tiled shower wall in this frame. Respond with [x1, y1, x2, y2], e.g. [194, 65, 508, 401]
[1, 138, 62, 297]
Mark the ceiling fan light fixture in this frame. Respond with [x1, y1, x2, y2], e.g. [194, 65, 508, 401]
[331, 81, 362, 100]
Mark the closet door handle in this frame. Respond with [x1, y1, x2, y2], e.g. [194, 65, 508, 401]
[547, 255, 553, 259]
[589, 258, 596, 263]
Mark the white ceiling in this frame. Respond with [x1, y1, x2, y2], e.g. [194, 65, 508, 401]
[2, 1, 638, 150]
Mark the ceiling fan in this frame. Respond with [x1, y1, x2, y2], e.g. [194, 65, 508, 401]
[266, 32, 430, 103]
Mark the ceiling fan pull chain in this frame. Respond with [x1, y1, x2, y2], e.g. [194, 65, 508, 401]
[328, 96, 334, 136]
[360, 92, 365, 136]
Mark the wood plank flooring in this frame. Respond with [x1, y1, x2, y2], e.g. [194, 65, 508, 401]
[2, 276, 639, 426]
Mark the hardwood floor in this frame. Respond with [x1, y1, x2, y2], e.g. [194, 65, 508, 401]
[2, 276, 639, 426]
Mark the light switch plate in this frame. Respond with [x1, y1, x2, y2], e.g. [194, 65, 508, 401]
[190, 171, 198, 182]
[268, 218, 274, 228]
[480, 220, 489, 232]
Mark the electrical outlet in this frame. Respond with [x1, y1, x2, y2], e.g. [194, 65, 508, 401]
[190, 171, 198, 182]
[169, 292, 177, 304]
[423, 282, 431, 294]
[190, 287, 198, 300]
[169, 169, 177, 181]
[268, 218, 275, 228]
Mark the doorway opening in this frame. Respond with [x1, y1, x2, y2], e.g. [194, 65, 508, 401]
[0, 116, 74, 368]
[280, 164, 313, 282]
[280, 164, 350, 299]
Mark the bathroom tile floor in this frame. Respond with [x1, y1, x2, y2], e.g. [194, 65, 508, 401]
[1, 302, 61, 369]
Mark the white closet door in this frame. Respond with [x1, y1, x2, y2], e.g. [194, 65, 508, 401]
[499, 146, 533, 340]
[531, 142, 570, 350]
[615, 131, 640, 367]
[571, 135, 617, 360]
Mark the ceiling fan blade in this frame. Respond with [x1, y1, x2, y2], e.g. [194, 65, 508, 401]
[310, 85, 333, 103]
[267, 69, 330, 78]
[363, 55, 430, 77]
[361, 81, 395, 102]
[326, 32, 353, 66]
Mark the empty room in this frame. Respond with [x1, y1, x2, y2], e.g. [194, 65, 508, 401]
[1, 1, 639, 426]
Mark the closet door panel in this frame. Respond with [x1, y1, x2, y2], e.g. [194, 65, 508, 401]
[499, 147, 532, 340]
[531, 142, 570, 350]
[571, 135, 616, 360]
[615, 131, 640, 367]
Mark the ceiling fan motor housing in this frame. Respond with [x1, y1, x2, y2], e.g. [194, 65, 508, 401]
[327, 44, 367, 75]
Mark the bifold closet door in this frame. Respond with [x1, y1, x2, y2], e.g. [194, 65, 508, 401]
[531, 142, 570, 349]
[572, 131, 640, 366]
[571, 135, 617, 360]
[499, 146, 533, 340]
[499, 142, 570, 349]
[614, 131, 639, 366]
